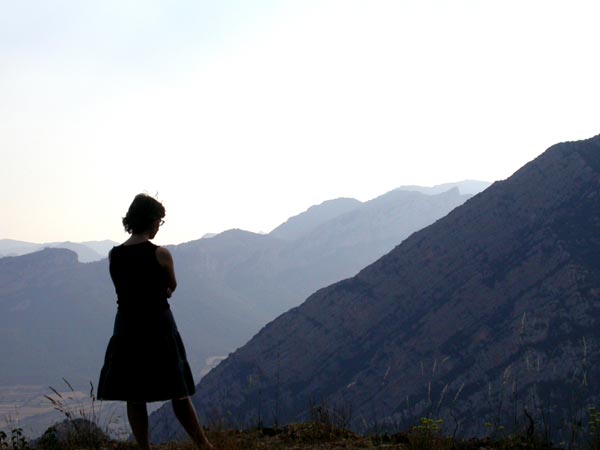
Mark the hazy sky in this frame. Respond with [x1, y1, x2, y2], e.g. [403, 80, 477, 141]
[2, 1, 599, 246]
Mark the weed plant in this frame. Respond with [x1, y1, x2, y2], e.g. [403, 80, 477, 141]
[401, 417, 448, 450]
[41, 378, 121, 449]
[0, 428, 30, 450]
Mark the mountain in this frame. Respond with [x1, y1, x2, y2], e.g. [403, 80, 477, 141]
[77, 240, 118, 259]
[0, 239, 41, 257]
[270, 181, 491, 242]
[396, 179, 491, 195]
[170, 186, 474, 323]
[148, 135, 600, 443]
[261, 188, 473, 316]
[0, 181, 481, 407]
[0, 239, 118, 262]
[269, 198, 362, 240]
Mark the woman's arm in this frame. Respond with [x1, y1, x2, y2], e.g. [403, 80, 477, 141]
[156, 246, 177, 297]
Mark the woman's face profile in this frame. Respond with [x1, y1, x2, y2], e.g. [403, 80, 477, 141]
[149, 219, 161, 239]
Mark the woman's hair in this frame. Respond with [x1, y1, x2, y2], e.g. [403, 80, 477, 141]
[122, 194, 166, 234]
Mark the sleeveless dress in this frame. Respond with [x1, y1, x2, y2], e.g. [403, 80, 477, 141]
[97, 241, 196, 402]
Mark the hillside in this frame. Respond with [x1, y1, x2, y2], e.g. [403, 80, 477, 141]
[148, 135, 600, 443]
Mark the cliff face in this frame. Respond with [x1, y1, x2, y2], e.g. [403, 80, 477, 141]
[149, 135, 600, 442]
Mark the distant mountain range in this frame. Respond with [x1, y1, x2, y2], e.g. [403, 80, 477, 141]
[0, 181, 486, 396]
[147, 135, 600, 444]
[394, 180, 491, 196]
[0, 239, 117, 262]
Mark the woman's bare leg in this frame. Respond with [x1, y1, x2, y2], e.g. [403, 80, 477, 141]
[172, 397, 214, 449]
[127, 401, 150, 450]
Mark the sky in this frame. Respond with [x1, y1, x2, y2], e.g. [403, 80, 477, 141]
[2, 0, 599, 246]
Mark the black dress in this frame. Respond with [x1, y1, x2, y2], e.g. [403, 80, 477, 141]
[97, 241, 196, 402]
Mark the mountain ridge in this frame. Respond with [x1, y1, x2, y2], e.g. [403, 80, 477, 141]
[269, 198, 363, 240]
[0, 239, 117, 262]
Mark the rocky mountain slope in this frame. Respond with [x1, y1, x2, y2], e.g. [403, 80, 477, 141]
[148, 135, 600, 443]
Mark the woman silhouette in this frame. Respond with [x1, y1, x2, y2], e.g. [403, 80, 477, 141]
[98, 194, 214, 450]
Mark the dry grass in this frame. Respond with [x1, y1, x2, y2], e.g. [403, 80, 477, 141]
[2, 420, 570, 450]
[79, 425, 562, 450]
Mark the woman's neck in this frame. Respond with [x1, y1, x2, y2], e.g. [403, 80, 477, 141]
[123, 231, 153, 246]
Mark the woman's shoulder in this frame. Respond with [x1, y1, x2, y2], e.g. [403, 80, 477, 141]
[155, 245, 172, 259]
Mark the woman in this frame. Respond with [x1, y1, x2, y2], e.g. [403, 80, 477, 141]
[98, 194, 214, 450]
